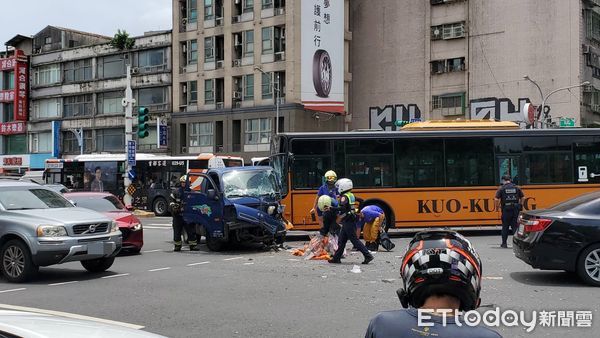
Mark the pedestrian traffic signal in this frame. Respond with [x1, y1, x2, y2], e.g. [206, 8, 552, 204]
[137, 107, 149, 138]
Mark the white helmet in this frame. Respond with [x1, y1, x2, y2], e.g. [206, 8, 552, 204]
[317, 195, 333, 212]
[335, 178, 353, 194]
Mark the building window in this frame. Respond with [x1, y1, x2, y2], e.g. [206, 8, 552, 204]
[98, 54, 125, 79]
[261, 72, 272, 99]
[189, 40, 198, 64]
[2, 71, 14, 90]
[63, 59, 92, 83]
[32, 98, 61, 119]
[205, 79, 214, 104]
[2, 103, 14, 122]
[31, 132, 52, 153]
[63, 94, 93, 118]
[6, 134, 26, 155]
[138, 87, 167, 110]
[245, 118, 271, 144]
[62, 130, 92, 154]
[190, 81, 198, 103]
[262, 27, 273, 54]
[587, 10, 600, 42]
[96, 128, 125, 152]
[188, 0, 198, 23]
[431, 93, 466, 115]
[33, 64, 60, 86]
[583, 86, 600, 112]
[262, 0, 273, 9]
[244, 74, 254, 100]
[136, 48, 166, 72]
[204, 37, 215, 62]
[204, 0, 214, 20]
[96, 91, 123, 115]
[244, 0, 254, 12]
[431, 22, 465, 40]
[189, 122, 213, 147]
[431, 57, 465, 74]
[244, 30, 254, 56]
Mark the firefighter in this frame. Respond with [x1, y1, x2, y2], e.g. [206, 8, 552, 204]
[310, 170, 339, 227]
[358, 205, 385, 251]
[495, 174, 524, 248]
[328, 178, 374, 265]
[170, 175, 199, 251]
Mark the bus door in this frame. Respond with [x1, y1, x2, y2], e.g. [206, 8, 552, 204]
[497, 156, 520, 185]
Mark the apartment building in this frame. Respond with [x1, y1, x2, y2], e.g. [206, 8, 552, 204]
[352, 0, 598, 130]
[171, 0, 350, 159]
[28, 26, 172, 158]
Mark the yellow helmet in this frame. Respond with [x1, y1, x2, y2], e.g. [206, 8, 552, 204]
[180, 175, 187, 183]
[324, 170, 337, 183]
[317, 195, 333, 212]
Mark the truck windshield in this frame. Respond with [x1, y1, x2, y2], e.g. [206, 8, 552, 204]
[222, 170, 278, 198]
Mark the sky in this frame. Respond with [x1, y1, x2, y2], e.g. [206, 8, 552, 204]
[1, 0, 172, 46]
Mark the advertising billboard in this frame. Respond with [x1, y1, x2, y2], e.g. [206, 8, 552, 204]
[301, 0, 345, 114]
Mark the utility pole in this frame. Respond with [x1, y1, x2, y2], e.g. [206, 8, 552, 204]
[122, 64, 135, 206]
[254, 67, 280, 134]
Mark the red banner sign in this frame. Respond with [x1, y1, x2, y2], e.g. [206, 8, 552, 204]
[0, 121, 26, 135]
[0, 50, 28, 121]
[3, 157, 23, 166]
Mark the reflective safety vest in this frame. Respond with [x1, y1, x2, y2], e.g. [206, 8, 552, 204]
[341, 192, 359, 219]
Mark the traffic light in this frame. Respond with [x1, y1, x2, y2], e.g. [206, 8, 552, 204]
[137, 107, 149, 138]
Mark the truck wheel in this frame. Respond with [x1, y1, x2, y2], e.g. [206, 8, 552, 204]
[577, 243, 600, 287]
[81, 257, 115, 273]
[1, 239, 38, 283]
[153, 197, 168, 216]
[206, 234, 225, 252]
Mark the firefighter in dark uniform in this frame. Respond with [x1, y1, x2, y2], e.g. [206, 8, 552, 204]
[170, 175, 199, 252]
[495, 175, 524, 248]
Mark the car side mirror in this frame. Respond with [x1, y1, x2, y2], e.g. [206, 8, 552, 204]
[207, 189, 218, 200]
[70, 200, 77, 206]
[125, 205, 134, 211]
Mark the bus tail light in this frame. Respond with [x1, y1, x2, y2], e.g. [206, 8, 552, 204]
[521, 218, 553, 233]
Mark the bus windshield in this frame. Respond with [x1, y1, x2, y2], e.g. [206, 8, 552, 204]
[222, 170, 279, 198]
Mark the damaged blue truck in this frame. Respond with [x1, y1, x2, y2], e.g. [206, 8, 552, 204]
[182, 165, 288, 251]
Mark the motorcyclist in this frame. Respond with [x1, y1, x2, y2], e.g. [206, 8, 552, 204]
[365, 230, 501, 337]
[170, 175, 199, 252]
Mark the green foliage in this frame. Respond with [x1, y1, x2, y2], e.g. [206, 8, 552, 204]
[110, 29, 135, 50]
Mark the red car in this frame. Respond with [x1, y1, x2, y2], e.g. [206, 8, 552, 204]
[64, 192, 144, 253]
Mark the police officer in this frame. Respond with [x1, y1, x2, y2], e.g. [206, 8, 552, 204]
[170, 175, 199, 252]
[328, 178, 374, 265]
[365, 230, 501, 337]
[495, 174, 524, 248]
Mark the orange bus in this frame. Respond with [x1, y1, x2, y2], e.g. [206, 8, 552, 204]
[273, 123, 600, 231]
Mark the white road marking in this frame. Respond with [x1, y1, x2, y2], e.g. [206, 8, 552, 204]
[0, 288, 26, 294]
[0, 303, 144, 330]
[142, 249, 162, 253]
[243, 262, 255, 265]
[48, 281, 78, 286]
[146, 223, 172, 226]
[483, 276, 504, 280]
[148, 267, 171, 272]
[143, 226, 171, 230]
[187, 261, 210, 266]
[223, 256, 244, 261]
[101, 273, 130, 279]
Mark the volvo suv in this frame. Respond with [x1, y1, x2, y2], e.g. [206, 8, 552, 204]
[0, 180, 122, 282]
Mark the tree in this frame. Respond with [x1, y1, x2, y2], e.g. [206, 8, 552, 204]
[110, 29, 135, 50]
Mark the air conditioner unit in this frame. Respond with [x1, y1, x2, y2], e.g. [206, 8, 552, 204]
[232, 15, 241, 23]
[216, 17, 223, 25]
[232, 59, 242, 67]
[432, 28, 442, 40]
[275, 51, 286, 61]
[233, 91, 242, 99]
[216, 102, 224, 109]
[583, 45, 592, 54]
[216, 60, 224, 68]
[131, 67, 139, 75]
[275, 7, 285, 15]
[181, 66, 187, 73]
[592, 104, 600, 112]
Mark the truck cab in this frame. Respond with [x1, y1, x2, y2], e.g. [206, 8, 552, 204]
[182, 166, 287, 251]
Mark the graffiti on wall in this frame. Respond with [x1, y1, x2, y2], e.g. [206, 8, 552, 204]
[369, 104, 422, 131]
[470, 97, 550, 121]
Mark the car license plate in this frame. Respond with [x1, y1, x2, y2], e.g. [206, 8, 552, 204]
[517, 224, 524, 236]
[88, 242, 104, 255]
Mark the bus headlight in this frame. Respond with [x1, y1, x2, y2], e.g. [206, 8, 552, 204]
[37, 225, 67, 237]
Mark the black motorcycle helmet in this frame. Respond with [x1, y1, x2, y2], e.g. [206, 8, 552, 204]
[397, 229, 482, 311]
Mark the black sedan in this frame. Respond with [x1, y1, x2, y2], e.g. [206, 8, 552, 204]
[513, 191, 600, 286]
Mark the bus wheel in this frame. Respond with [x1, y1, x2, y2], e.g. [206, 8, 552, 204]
[153, 197, 168, 216]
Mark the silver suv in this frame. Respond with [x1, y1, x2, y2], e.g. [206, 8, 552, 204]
[0, 180, 122, 282]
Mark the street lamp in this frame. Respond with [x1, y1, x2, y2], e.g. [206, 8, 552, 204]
[254, 67, 280, 134]
[523, 75, 590, 128]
